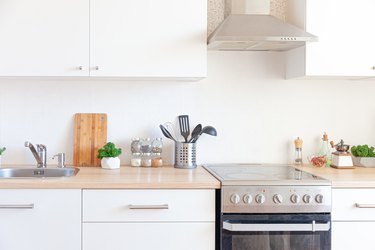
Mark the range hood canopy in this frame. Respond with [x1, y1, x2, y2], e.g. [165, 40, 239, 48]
[208, 0, 318, 51]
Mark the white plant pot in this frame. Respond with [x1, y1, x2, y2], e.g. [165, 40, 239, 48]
[101, 157, 120, 169]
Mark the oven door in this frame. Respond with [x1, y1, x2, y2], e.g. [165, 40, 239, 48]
[222, 214, 331, 250]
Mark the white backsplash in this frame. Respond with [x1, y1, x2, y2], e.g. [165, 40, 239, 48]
[0, 51, 375, 166]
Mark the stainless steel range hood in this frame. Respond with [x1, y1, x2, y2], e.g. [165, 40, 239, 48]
[208, 0, 317, 51]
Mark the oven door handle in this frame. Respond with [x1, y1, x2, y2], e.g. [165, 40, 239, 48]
[223, 221, 331, 232]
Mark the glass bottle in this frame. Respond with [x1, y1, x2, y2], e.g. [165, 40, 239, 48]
[294, 137, 303, 165]
[141, 138, 152, 167]
[318, 132, 331, 167]
[151, 138, 163, 167]
[130, 138, 142, 167]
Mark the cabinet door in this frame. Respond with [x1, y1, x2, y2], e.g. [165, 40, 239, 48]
[0, 0, 89, 76]
[305, 0, 375, 77]
[90, 0, 207, 79]
[332, 222, 375, 250]
[0, 189, 81, 250]
[83, 222, 215, 250]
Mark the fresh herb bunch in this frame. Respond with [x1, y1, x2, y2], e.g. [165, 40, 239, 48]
[0, 147, 5, 155]
[97, 142, 122, 159]
[351, 145, 375, 157]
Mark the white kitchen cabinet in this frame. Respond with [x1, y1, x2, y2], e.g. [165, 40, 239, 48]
[89, 0, 206, 79]
[332, 188, 375, 250]
[0, 0, 206, 79]
[286, 0, 375, 79]
[0, 189, 81, 250]
[82, 189, 215, 250]
[0, 0, 89, 77]
[332, 222, 375, 250]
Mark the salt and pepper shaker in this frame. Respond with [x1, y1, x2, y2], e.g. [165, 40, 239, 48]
[141, 138, 152, 167]
[151, 138, 163, 167]
[130, 138, 142, 167]
[294, 137, 303, 165]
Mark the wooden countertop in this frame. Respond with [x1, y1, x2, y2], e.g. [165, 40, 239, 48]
[295, 165, 375, 188]
[0, 166, 220, 189]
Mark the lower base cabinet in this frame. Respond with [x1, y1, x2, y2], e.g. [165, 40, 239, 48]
[0, 189, 81, 250]
[332, 222, 375, 250]
[82, 189, 216, 250]
[332, 188, 375, 250]
[83, 222, 215, 250]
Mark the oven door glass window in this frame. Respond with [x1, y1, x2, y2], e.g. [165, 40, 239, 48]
[222, 214, 331, 250]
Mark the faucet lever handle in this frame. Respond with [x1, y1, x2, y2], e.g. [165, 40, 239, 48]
[52, 153, 65, 168]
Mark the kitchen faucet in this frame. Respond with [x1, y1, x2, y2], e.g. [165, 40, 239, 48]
[24, 141, 47, 168]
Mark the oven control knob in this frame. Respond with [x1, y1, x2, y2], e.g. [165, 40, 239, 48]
[273, 194, 283, 204]
[230, 194, 241, 204]
[303, 194, 312, 204]
[255, 194, 266, 204]
[290, 194, 300, 204]
[315, 194, 324, 204]
[243, 194, 253, 204]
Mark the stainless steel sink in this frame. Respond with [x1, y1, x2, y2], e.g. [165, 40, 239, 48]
[0, 167, 79, 178]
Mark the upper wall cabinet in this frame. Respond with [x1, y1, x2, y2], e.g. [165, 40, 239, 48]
[90, 0, 207, 79]
[0, 0, 89, 77]
[286, 0, 375, 79]
[0, 0, 207, 79]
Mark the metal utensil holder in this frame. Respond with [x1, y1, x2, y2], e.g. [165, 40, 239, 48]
[174, 142, 197, 169]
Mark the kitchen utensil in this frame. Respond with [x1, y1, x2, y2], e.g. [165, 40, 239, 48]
[73, 113, 107, 167]
[330, 139, 354, 169]
[159, 124, 176, 142]
[174, 142, 196, 169]
[178, 115, 190, 143]
[188, 124, 202, 143]
[163, 122, 179, 141]
[191, 125, 217, 143]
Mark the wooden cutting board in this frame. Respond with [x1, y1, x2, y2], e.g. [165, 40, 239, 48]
[73, 113, 107, 167]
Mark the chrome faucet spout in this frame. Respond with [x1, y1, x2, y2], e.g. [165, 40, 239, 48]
[25, 141, 47, 168]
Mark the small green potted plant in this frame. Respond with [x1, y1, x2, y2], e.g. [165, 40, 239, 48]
[351, 145, 375, 167]
[97, 142, 122, 169]
[0, 147, 6, 166]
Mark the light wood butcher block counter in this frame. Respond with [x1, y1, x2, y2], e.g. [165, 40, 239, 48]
[295, 165, 375, 188]
[0, 166, 220, 189]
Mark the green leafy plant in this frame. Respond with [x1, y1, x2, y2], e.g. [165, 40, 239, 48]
[97, 142, 122, 159]
[351, 145, 375, 157]
[0, 147, 5, 156]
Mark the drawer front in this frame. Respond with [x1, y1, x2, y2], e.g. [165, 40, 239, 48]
[332, 222, 375, 250]
[83, 222, 215, 250]
[83, 189, 215, 222]
[333, 188, 375, 221]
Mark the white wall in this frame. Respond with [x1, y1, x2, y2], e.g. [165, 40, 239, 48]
[0, 51, 375, 166]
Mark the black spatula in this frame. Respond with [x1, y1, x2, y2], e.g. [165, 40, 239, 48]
[178, 115, 190, 143]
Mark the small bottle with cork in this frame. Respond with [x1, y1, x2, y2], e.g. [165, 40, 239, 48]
[294, 137, 303, 165]
[319, 132, 332, 167]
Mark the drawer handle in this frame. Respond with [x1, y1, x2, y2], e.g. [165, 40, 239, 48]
[0, 204, 34, 209]
[355, 203, 375, 208]
[128, 204, 169, 210]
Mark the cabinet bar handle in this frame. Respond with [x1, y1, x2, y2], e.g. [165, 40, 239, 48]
[355, 203, 375, 208]
[0, 204, 34, 209]
[128, 204, 169, 210]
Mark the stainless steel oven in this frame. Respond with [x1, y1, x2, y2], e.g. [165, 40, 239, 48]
[204, 164, 332, 250]
[222, 213, 331, 250]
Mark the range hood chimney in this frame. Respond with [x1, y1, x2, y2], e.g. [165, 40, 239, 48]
[208, 0, 317, 51]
